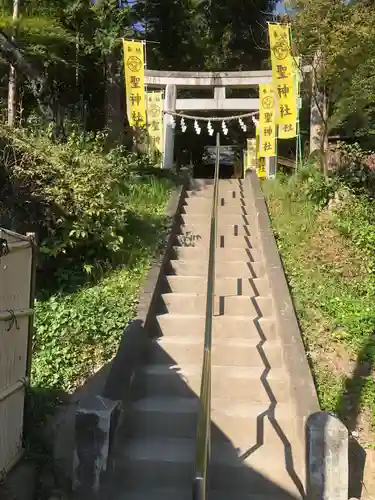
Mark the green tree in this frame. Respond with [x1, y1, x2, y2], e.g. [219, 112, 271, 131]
[288, 0, 375, 169]
[133, 0, 277, 72]
[0, 0, 138, 138]
[0, 0, 278, 138]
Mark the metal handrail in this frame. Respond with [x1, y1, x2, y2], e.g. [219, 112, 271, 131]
[192, 132, 220, 500]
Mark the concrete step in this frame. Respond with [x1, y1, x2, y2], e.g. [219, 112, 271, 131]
[131, 396, 298, 449]
[175, 232, 260, 250]
[149, 336, 283, 368]
[115, 437, 303, 496]
[167, 260, 265, 278]
[161, 293, 272, 317]
[156, 314, 276, 340]
[135, 364, 290, 403]
[165, 275, 270, 296]
[113, 489, 298, 500]
[181, 213, 256, 227]
[171, 245, 263, 263]
[185, 193, 248, 205]
[187, 187, 249, 199]
[182, 199, 251, 215]
[185, 187, 248, 201]
[186, 193, 250, 206]
[181, 223, 255, 238]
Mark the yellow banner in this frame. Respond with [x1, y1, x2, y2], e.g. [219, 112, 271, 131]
[278, 119, 297, 139]
[247, 138, 257, 170]
[259, 83, 276, 157]
[269, 24, 297, 139]
[123, 40, 146, 127]
[257, 157, 266, 178]
[147, 91, 163, 154]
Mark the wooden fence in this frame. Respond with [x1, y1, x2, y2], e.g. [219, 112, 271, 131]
[0, 228, 35, 479]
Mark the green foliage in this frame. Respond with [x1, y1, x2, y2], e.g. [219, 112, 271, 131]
[33, 265, 144, 392]
[290, 0, 375, 137]
[9, 128, 173, 393]
[263, 169, 375, 428]
[134, 0, 276, 72]
[334, 194, 375, 276]
[280, 163, 338, 207]
[0, 0, 278, 133]
[299, 167, 337, 207]
[334, 142, 375, 195]
[0, 126, 171, 279]
[314, 368, 345, 414]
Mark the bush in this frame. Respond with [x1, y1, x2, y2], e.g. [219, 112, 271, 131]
[303, 171, 338, 207]
[33, 266, 145, 392]
[263, 171, 375, 429]
[335, 142, 375, 195]
[2, 127, 174, 393]
[333, 194, 375, 274]
[0, 126, 172, 291]
[287, 163, 338, 208]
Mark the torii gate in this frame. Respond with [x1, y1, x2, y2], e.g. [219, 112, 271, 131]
[145, 67, 312, 172]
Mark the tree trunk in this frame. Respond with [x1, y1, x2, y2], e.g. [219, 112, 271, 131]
[104, 51, 123, 146]
[0, 28, 65, 140]
[7, 0, 20, 127]
[8, 64, 17, 126]
[310, 50, 329, 175]
[318, 92, 329, 177]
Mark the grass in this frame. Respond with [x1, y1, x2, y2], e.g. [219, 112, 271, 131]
[32, 175, 171, 394]
[25, 173, 173, 455]
[0, 125, 177, 458]
[262, 170, 375, 444]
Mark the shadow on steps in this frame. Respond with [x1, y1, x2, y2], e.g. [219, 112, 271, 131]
[101, 316, 305, 500]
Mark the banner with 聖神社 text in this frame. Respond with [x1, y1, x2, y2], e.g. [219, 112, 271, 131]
[147, 91, 163, 154]
[268, 23, 297, 139]
[247, 138, 257, 170]
[258, 83, 276, 157]
[123, 40, 146, 127]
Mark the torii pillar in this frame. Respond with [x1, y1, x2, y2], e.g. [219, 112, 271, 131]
[163, 84, 176, 169]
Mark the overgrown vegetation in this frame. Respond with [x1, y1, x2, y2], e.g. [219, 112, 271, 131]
[0, 125, 174, 455]
[263, 151, 375, 445]
[285, 0, 375, 148]
[27, 134, 173, 393]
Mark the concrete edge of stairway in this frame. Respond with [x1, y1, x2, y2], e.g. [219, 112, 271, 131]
[245, 171, 320, 433]
[51, 181, 187, 498]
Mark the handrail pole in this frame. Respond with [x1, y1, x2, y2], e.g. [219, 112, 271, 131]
[192, 132, 220, 500]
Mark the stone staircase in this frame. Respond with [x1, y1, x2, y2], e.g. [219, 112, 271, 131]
[108, 179, 307, 499]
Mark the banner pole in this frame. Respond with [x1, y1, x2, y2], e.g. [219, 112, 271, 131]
[143, 40, 150, 155]
[275, 124, 278, 177]
[289, 26, 302, 170]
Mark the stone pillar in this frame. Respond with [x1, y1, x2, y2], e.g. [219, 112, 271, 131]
[306, 411, 348, 500]
[73, 396, 121, 495]
[162, 84, 176, 169]
[214, 86, 226, 108]
[266, 157, 277, 179]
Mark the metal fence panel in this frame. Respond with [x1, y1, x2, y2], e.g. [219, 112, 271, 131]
[0, 228, 34, 476]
